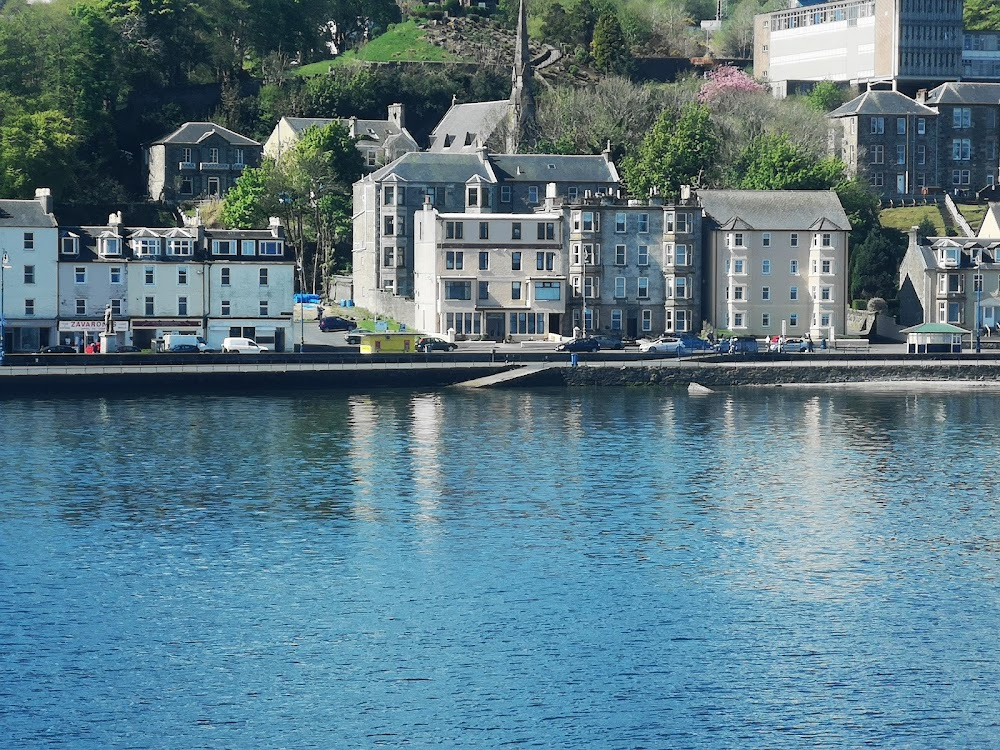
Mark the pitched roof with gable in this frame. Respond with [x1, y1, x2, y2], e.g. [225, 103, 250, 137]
[151, 122, 261, 147]
[827, 89, 938, 119]
[925, 82, 1000, 106]
[369, 152, 496, 184]
[698, 190, 851, 231]
[282, 116, 406, 145]
[428, 100, 510, 152]
[0, 199, 56, 228]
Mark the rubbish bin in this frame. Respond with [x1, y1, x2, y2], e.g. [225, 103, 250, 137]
[571, 353, 579, 367]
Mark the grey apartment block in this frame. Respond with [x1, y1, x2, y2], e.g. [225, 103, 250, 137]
[922, 82, 1000, 196]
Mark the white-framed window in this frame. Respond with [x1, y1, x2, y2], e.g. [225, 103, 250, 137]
[637, 245, 649, 266]
[61, 235, 79, 255]
[221, 300, 231, 316]
[23, 265, 34, 284]
[641, 309, 652, 332]
[75, 299, 86, 315]
[74, 266, 86, 284]
[917, 145, 926, 165]
[528, 186, 539, 204]
[209, 147, 219, 163]
[897, 144, 906, 165]
[100, 237, 121, 257]
[789, 313, 798, 327]
[221, 268, 230, 286]
[234, 148, 244, 166]
[259, 268, 269, 286]
[512, 251, 521, 271]
[790, 259, 799, 274]
[501, 185, 512, 203]
[611, 309, 623, 331]
[675, 244, 688, 266]
[167, 238, 193, 256]
[511, 281, 522, 301]
[638, 277, 649, 299]
[207, 177, 220, 196]
[479, 251, 489, 270]
[144, 266, 154, 285]
[567, 186, 578, 201]
[110, 266, 122, 284]
[445, 251, 463, 270]
[870, 116, 885, 134]
[822, 259, 832, 273]
[790, 286, 799, 300]
[182, 147, 192, 163]
[466, 186, 480, 207]
[638, 213, 649, 233]
[790, 233, 799, 248]
[478, 281, 489, 300]
[259, 300, 269, 316]
[917, 117, 926, 135]
[615, 245, 626, 265]
[144, 296, 154, 315]
[383, 247, 396, 267]
[821, 313, 831, 327]
[762, 313, 770, 327]
[615, 212, 626, 232]
[762, 233, 771, 247]
[952, 138, 971, 161]
[178, 267, 188, 285]
[23, 232, 34, 250]
[762, 286, 770, 301]
[733, 285, 745, 300]
[953, 107, 971, 129]
[511, 223, 521, 240]
[177, 296, 188, 316]
[734, 312, 744, 328]
[536, 222, 555, 240]
[241, 240, 255, 256]
[871, 145, 884, 164]
[212, 239, 236, 255]
[676, 213, 689, 233]
[110, 299, 123, 316]
[733, 259, 745, 274]
[675, 277, 687, 299]
[445, 221, 463, 240]
[260, 241, 282, 255]
[535, 281, 560, 300]
[897, 117, 906, 135]
[871, 172, 884, 188]
[821, 286, 832, 301]
[762, 259, 771, 274]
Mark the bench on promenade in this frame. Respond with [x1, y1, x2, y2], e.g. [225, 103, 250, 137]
[830, 341, 871, 353]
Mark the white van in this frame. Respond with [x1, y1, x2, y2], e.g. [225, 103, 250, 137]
[162, 333, 208, 352]
[222, 337, 268, 354]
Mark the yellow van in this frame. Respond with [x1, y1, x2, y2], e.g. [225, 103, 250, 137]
[359, 332, 422, 355]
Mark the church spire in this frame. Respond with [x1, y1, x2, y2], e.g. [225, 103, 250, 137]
[508, 0, 535, 153]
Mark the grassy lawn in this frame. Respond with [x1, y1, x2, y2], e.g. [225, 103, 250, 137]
[879, 205, 949, 233]
[294, 21, 457, 76]
[957, 202, 989, 233]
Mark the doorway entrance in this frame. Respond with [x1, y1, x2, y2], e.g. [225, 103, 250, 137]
[485, 313, 505, 341]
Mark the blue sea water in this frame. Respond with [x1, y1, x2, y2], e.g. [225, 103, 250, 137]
[1, 387, 998, 749]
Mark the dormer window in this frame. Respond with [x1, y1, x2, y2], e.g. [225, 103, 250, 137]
[212, 239, 236, 255]
[100, 237, 121, 257]
[167, 238, 193, 256]
[467, 186, 479, 207]
[260, 240, 283, 256]
[61, 235, 79, 255]
[134, 237, 160, 257]
[939, 246, 961, 267]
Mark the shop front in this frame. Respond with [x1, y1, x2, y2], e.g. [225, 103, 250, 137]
[58, 320, 129, 352]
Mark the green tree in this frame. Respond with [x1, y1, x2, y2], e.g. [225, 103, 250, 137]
[220, 160, 281, 229]
[850, 226, 907, 303]
[965, 0, 1000, 31]
[804, 80, 847, 113]
[591, 12, 633, 75]
[730, 133, 844, 190]
[0, 110, 80, 197]
[620, 103, 718, 199]
[541, 2, 574, 46]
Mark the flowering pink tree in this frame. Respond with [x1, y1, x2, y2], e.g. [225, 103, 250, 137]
[697, 65, 765, 103]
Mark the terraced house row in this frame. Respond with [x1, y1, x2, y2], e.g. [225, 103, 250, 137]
[353, 151, 852, 342]
[0, 190, 295, 354]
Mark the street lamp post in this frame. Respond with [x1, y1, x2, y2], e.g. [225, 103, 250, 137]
[0, 251, 10, 364]
[976, 253, 983, 354]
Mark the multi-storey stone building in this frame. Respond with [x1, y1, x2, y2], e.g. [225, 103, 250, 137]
[57, 212, 295, 351]
[0, 189, 59, 353]
[351, 148, 620, 318]
[828, 89, 940, 197]
[700, 190, 851, 341]
[922, 82, 1000, 196]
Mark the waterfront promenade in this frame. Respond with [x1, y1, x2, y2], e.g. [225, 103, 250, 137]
[4, 345, 1000, 394]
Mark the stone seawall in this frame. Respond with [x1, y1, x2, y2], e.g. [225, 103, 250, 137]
[557, 363, 1000, 389]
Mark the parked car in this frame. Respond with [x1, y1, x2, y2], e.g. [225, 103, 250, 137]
[417, 336, 458, 352]
[556, 337, 600, 352]
[117, 345, 142, 353]
[221, 337, 268, 354]
[716, 336, 759, 355]
[345, 329, 365, 345]
[592, 334, 624, 350]
[679, 335, 714, 351]
[318, 315, 354, 332]
[168, 344, 201, 353]
[779, 337, 811, 353]
[39, 344, 76, 354]
[638, 337, 686, 354]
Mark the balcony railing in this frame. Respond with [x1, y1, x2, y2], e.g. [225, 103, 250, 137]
[178, 161, 196, 170]
[199, 162, 230, 171]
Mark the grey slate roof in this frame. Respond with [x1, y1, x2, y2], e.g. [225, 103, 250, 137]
[491, 154, 619, 184]
[925, 82, 1000, 106]
[698, 190, 851, 231]
[369, 152, 496, 184]
[827, 89, 938, 118]
[283, 116, 405, 145]
[428, 100, 510, 152]
[152, 122, 261, 147]
[0, 199, 56, 228]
